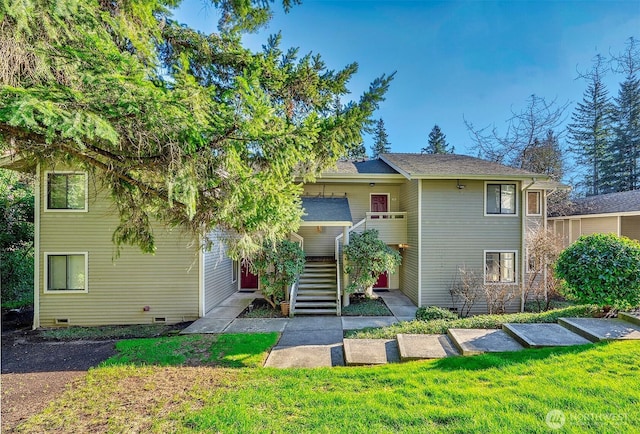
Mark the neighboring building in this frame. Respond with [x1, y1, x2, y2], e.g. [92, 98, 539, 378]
[3, 153, 563, 327]
[548, 190, 640, 247]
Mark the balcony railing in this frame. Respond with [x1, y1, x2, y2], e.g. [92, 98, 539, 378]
[350, 212, 407, 245]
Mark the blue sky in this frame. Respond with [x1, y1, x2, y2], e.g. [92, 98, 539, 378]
[173, 0, 640, 156]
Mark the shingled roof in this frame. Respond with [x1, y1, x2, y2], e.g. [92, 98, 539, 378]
[322, 159, 399, 175]
[300, 197, 353, 225]
[566, 190, 640, 216]
[380, 153, 545, 179]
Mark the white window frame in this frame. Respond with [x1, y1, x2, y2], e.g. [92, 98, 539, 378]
[484, 250, 518, 284]
[484, 182, 518, 217]
[232, 259, 239, 284]
[44, 171, 88, 212]
[44, 252, 89, 293]
[526, 190, 542, 216]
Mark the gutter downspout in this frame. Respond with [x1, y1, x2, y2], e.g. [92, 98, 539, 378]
[417, 180, 422, 307]
[33, 164, 41, 329]
[520, 179, 536, 312]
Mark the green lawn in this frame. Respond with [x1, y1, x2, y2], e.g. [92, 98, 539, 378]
[101, 333, 279, 368]
[19, 338, 640, 433]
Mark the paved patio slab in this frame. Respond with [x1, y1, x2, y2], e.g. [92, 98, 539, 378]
[343, 339, 400, 365]
[558, 317, 640, 342]
[223, 318, 288, 333]
[277, 329, 344, 347]
[619, 311, 640, 327]
[285, 316, 342, 331]
[341, 316, 398, 330]
[503, 323, 591, 348]
[203, 305, 247, 320]
[216, 295, 255, 308]
[180, 318, 233, 334]
[385, 305, 418, 318]
[447, 329, 524, 356]
[264, 344, 344, 368]
[397, 334, 459, 361]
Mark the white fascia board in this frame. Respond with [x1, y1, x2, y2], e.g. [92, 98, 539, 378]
[298, 221, 353, 227]
[548, 211, 640, 220]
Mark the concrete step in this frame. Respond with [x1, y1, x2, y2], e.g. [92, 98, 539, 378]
[298, 289, 336, 296]
[558, 317, 640, 342]
[294, 308, 338, 315]
[619, 311, 640, 327]
[295, 302, 337, 308]
[396, 334, 459, 361]
[299, 277, 336, 283]
[296, 293, 336, 303]
[301, 272, 336, 278]
[502, 323, 591, 348]
[298, 284, 337, 290]
[343, 339, 400, 365]
[304, 262, 336, 267]
[447, 328, 524, 356]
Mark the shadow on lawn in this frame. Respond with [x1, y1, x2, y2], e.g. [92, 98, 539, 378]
[428, 342, 607, 372]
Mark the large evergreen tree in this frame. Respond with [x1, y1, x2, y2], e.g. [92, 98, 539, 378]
[521, 130, 564, 180]
[422, 124, 454, 154]
[370, 118, 391, 158]
[0, 0, 392, 257]
[567, 54, 613, 196]
[609, 37, 640, 191]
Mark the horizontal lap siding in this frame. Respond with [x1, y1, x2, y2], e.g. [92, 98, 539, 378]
[203, 231, 236, 314]
[300, 183, 401, 257]
[398, 180, 419, 305]
[303, 184, 401, 221]
[581, 216, 618, 236]
[39, 171, 200, 326]
[421, 180, 522, 312]
[621, 216, 640, 241]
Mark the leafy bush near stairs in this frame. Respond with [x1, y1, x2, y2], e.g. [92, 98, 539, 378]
[416, 306, 457, 321]
[346, 305, 600, 339]
[555, 233, 640, 309]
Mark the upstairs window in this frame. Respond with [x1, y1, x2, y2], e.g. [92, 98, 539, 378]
[46, 172, 87, 211]
[486, 183, 516, 215]
[527, 191, 541, 216]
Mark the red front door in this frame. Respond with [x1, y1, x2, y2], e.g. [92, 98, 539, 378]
[374, 272, 389, 288]
[240, 261, 258, 289]
[371, 194, 389, 212]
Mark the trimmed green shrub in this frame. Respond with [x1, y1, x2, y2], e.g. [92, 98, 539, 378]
[555, 233, 640, 309]
[253, 240, 305, 308]
[344, 229, 401, 298]
[345, 305, 600, 339]
[416, 305, 457, 321]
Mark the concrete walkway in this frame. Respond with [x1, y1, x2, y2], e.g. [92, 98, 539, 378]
[181, 292, 640, 368]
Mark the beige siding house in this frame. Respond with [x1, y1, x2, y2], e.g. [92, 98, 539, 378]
[30, 165, 237, 328]
[549, 190, 640, 247]
[5, 153, 562, 326]
[293, 154, 561, 315]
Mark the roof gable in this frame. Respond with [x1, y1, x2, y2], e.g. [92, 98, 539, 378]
[380, 153, 548, 180]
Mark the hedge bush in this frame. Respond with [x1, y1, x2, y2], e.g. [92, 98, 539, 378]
[555, 233, 640, 309]
[416, 305, 458, 321]
[345, 305, 600, 339]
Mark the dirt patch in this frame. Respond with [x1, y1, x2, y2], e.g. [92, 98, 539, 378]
[1, 371, 86, 432]
[238, 298, 286, 318]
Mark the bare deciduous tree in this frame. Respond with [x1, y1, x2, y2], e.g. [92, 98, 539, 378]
[465, 94, 569, 176]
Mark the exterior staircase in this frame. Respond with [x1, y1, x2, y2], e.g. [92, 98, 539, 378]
[292, 261, 339, 315]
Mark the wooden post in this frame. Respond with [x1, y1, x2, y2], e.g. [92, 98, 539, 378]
[342, 225, 350, 307]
